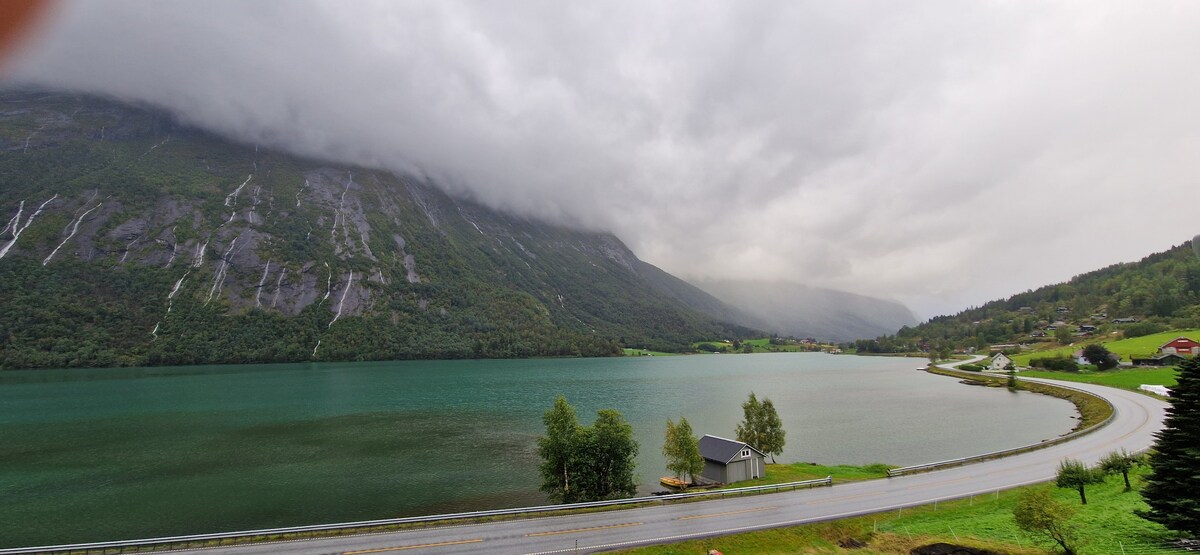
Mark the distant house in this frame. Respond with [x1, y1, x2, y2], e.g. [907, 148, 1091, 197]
[1077, 324, 1098, 333]
[698, 435, 766, 484]
[1113, 317, 1138, 324]
[989, 353, 1014, 372]
[1132, 353, 1187, 367]
[1072, 349, 1088, 365]
[1160, 337, 1200, 356]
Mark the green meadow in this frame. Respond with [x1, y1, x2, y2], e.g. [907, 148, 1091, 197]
[613, 468, 1179, 554]
[1021, 367, 1178, 392]
[1012, 329, 1200, 366]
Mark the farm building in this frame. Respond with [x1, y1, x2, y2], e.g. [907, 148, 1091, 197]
[1132, 353, 1187, 367]
[1159, 337, 1200, 356]
[698, 435, 766, 484]
[988, 352, 1014, 372]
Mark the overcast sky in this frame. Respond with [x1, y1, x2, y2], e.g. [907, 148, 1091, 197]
[6, 1, 1199, 318]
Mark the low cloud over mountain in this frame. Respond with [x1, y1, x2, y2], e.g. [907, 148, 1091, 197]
[8, 1, 1200, 317]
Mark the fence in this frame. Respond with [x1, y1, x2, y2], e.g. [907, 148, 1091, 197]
[0, 477, 832, 554]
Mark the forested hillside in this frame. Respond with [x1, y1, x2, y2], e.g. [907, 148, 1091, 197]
[854, 240, 1200, 353]
[0, 90, 756, 369]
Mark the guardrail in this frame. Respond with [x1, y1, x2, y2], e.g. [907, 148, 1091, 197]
[0, 477, 832, 554]
[887, 376, 1116, 477]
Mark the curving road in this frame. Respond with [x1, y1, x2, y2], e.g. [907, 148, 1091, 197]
[176, 371, 1167, 555]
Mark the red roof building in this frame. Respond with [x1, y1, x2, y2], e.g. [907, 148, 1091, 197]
[1159, 336, 1200, 356]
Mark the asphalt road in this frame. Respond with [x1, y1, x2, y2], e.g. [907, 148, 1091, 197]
[175, 374, 1167, 555]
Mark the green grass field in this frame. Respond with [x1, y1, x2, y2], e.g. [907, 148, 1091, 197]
[1012, 329, 1200, 366]
[710, 462, 893, 490]
[613, 468, 1179, 554]
[1021, 367, 1178, 392]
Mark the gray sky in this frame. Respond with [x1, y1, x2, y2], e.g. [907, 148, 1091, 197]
[7, 1, 1199, 318]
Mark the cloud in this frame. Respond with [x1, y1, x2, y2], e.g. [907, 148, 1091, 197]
[7, 1, 1200, 318]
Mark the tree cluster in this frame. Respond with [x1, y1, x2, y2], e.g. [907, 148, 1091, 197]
[537, 396, 639, 503]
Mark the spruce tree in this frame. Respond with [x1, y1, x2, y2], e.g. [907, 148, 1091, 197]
[1141, 356, 1200, 535]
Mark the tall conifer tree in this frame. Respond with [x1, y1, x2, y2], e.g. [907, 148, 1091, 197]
[1141, 356, 1200, 535]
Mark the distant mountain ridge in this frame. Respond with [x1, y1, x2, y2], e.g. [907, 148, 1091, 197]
[695, 280, 918, 342]
[0, 89, 760, 369]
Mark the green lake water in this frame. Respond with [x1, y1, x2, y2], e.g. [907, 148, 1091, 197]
[0, 353, 1076, 547]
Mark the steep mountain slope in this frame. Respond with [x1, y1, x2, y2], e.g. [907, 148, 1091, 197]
[0, 90, 755, 369]
[856, 240, 1200, 352]
[696, 280, 917, 342]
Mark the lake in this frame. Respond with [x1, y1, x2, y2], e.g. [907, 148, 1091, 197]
[0, 353, 1076, 547]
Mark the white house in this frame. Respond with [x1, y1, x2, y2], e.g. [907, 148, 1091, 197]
[988, 353, 1014, 372]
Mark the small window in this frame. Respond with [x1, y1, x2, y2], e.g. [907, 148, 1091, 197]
[741, 449, 750, 458]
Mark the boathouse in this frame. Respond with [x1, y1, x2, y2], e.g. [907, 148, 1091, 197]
[698, 435, 767, 485]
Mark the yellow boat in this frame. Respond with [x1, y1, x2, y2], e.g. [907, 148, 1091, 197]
[659, 476, 690, 489]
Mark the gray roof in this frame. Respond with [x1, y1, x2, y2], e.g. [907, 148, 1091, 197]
[699, 435, 765, 464]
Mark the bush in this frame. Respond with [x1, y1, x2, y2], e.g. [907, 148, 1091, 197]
[1030, 356, 1080, 372]
[1123, 322, 1167, 338]
[1082, 344, 1118, 370]
[959, 363, 984, 372]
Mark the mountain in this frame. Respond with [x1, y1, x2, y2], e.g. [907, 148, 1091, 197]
[695, 280, 918, 342]
[856, 240, 1200, 353]
[0, 89, 758, 369]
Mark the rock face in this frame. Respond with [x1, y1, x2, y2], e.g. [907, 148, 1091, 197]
[0, 89, 755, 369]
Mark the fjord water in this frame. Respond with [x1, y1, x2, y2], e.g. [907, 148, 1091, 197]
[0, 353, 1075, 547]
